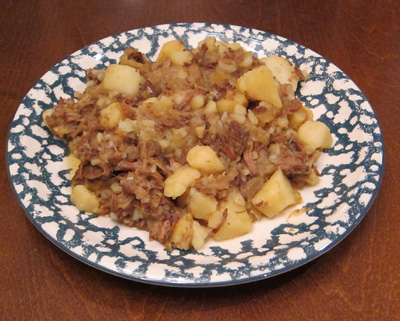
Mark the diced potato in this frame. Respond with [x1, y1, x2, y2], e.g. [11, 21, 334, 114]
[218, 58, 237, 73]
[158, 40, 186, 58]
[157, 40, 192, 65]
[100, 102, 124, 128]
[190, 94, 205, 109]
[143, 95, 173, 112]
[170, 213, 193, 250]
[118, 119, 139, 133]
[195, 126, 205, 138]
[289, 106, 313, 129]
[204, 100, 217, 114]
[65, 154, 81, 179]
[261, 55, 302, 92]
[191, 221, 209, 250]
[70, 185, 100, 213]
[216, 91, 248, 113]
[237, 65, 282, 108]
[198, 37, 217, 53]
[239, 51, 254, 68]
[189, 189, 218, 221]
[102, 64, 143, 96]
[209, 190, 253, 241]
[164, 166, 201, 199]
[252, 169, 299, 218]
[186, 145, 225, 173]
[42, 108, 53, 128]
[298, 120, 333, 152]
[170, 51, 193, 66]
[216, 41, 243, 56]
[254, 102, 277, 126]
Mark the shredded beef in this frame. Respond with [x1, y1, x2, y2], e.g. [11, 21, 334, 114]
[218, 121, 249, 157]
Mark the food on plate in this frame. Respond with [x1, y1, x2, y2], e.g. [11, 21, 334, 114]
[43, 37, 332, 250]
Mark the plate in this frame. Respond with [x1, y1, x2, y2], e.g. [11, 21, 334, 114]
[6, 23, 384, 287]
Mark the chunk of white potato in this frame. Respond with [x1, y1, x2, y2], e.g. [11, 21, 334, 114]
[164, 166, 201, 199]
[261, 55, 302, 92]
[289, 106, 314, 129]
[186, 145, 225, 173]
[102, 64, 143, 96]
[208, 190, 253, 242]
[191, 221, 209, 250]
[170, 213, 193, 250]
[237, 65, 282, 108]
[70, 185, 100, 213]
[157, 40, 193, 65]
[195, 126, 205, 138]
[170, 51, 193, 66]
[252, 169, 298, 218]
[216, 91, 247, 113]
[100, 102, 124, 128]
[190, 94, 206, 109]
[65, 154, 81, 179]
[42, 108, 53, 128]
[298, 120, 333, 152]
[189, 189, 218, 221]
[204, 100, 217, 114]
[143, 95, 173, 112]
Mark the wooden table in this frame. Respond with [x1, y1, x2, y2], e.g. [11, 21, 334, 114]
[1, 1, 398, 320]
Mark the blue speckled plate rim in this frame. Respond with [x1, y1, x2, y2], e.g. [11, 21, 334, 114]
[6, 22, 385, 287]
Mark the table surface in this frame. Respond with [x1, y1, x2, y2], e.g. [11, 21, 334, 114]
[1, 1, 399, 320]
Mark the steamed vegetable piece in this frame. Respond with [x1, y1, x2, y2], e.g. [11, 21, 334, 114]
[186, 145, 225, 173]
[261, 55, 303, 92]
[170, 213, 194, 250]
[102, 64, 143, 95]
[70, 185, 100, 213]
[237, 65, 282, 108]
[189, 189, 218, 221]
[164, 166, 201, 199]
[298, 120, 333, 152]
[208, 190, 253, 241]
[100, 102, 124, 128]
[252, 169, 300, 218]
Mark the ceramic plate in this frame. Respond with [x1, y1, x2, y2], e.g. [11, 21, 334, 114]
[7, 23, 384, 287]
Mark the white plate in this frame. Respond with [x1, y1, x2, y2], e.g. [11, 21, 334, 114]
[6, 23, 384, 287]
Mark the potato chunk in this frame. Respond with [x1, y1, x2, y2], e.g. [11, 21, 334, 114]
[186, 145, 225, 173]
[102, 64, 143, 95]
[298, 120, 333, 152]
[189, 189, 218, 221]
[157, 40, 193, 65]
[216, 91, 248, 113]
[164, 166, 201, 199]
[252, 169, 298, 218]
[191, 221, 209, 250]
[237, 65, 282, 108]
[70, 185, 100, 213]
[170, 213, 193, 250]
[209, 190, 253, 242]
[261, 55, 302, 92]
[100, 102, 124, 128]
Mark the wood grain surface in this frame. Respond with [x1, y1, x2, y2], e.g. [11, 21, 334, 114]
[1, 1, 399, 320]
